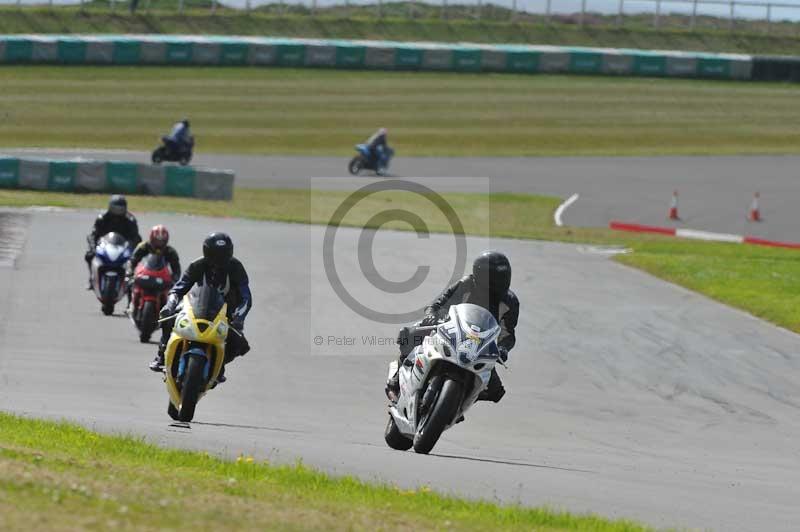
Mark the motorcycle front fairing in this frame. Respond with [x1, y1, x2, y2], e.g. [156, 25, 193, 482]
[91, 233, 132, 302]
[355, 143, 372, 159]
[389, 304, 501, 438]
[164, 285, 229, 409]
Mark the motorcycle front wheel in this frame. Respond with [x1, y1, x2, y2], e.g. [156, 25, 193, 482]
[179, 356, 206, 422]
[151, 148, 165, 165]
[413, 378, 462, 454]
[139, 300, 156, 343]
[167, 401, 180, 421]
[348, 156, 364, 176]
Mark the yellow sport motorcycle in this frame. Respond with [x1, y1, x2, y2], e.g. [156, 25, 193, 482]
[163, 284, 230, 422]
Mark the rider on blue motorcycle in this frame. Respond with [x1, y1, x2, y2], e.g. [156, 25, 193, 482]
[387, 251, 518, 404]
[163, 118, 192, 156]
[366, 127, 393, 169]
[84, 195, 141, 289]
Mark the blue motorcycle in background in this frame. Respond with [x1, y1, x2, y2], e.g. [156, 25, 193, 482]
[348, 144, 394, 176]
[89, 232, 133, 316]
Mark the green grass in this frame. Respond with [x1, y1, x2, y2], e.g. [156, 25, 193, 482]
[0, 411, 649, 531]
[616, 241, 800, 332]
[3, 187, 800, 334]
[6, 7, 800, 54]
[4, 66, 800, 156]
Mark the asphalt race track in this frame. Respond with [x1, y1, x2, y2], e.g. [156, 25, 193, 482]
[4, 149, 800, 241]
[2, 208, 800, 531]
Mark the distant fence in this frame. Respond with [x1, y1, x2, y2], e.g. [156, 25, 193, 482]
[0, 156, 235, 200]
[4, 0, 800, 35]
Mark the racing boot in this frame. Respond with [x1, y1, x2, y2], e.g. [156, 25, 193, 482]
[385, 369, 400, 402]
[477, 369, 505, 403]
[211, 365, 226, 389]
[149, 347, 165, 372]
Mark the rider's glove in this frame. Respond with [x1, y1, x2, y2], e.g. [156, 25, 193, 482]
[419, 313, 439, 327]
[498, 346, 509, 363]
[159, 296, 177, 319]
[84, 250, 94, 262]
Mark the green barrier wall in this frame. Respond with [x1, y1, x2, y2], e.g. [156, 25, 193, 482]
[0, 158, 20, 188]
[0, 157, 234, 200]
[0, 35, 759, 81]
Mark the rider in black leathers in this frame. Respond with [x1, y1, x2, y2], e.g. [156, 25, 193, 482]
[85, 195, 141, 288]
[387, 251, 519, 403]
[149, 232, 252, 384]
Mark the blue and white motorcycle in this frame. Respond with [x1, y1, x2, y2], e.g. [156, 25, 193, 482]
[90, 232, 132, 316]
[384, 303, 505, 454]
[348, 144, 394, 176]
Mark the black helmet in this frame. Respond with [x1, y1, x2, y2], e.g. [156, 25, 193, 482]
[472, 251, 511, 297]
[182, 118, 190, 128]
[108, 194, 127, 216]
[203, 232, 233, 269]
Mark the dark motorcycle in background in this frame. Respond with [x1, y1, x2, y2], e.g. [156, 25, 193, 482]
[151, 135, 194, 166]
[130, 253, 174, 343]
[90, 232, 132, 316]
[348, 144, 394, 176]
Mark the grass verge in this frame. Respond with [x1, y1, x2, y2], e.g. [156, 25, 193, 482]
[3, 67, 800, 156]
[5, 7, 800, 55]
[2, 187, 800, 334]
[0, 411, 649, 531]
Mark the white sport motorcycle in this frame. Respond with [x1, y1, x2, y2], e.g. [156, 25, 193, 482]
[89, 232, 132, 316]
[384, 303, 505, 454]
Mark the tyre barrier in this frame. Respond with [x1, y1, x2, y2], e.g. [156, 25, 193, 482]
[0, 34, 757, 81]
[0, 156, 235, 200]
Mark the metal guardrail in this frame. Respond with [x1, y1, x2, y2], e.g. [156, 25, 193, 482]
[3, 0, 800, 34]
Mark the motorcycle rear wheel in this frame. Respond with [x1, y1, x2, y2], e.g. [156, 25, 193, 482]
[384, 415, 413, 451]
[178, 356, 205, 422]
[413, 378, 462, 454]
[348, 156, 364, 175]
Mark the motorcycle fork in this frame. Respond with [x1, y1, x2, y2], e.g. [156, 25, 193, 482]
[418, 374, 443, 421]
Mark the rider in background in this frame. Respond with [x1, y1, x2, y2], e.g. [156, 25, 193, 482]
[150, 233, 252, 384]
[85, 194, 141, 289]
[164, 118, 192, 155]
[126, 225, 181, 305]
[366, 127, 393, 168]
[387, 251, 519, 404]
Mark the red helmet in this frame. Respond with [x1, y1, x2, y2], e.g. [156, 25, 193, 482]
[149, 225, 169, 250]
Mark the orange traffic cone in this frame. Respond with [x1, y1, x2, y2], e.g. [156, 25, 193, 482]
[748, 192, 761, 222]
[668, 190, 680, 220]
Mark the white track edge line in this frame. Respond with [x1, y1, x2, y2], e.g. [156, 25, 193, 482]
[554, 193, 579, 227]
[675, 228, 744, 244]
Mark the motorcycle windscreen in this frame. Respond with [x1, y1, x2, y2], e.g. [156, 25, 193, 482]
[186, 284, 225, 322]
[142, 252, 168, 271]
[99, 232, 128, 247]
[451, 304, 501, 361]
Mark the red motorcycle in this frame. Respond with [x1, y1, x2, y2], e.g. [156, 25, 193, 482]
[131, 253, 174, 343]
